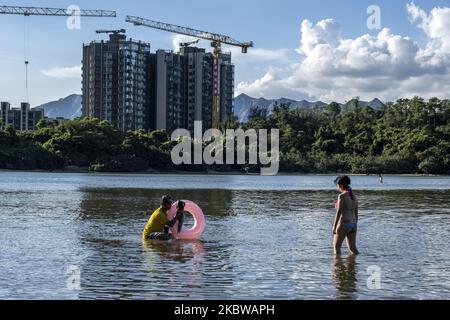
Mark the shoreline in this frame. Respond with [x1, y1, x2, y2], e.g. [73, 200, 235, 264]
[0, 168, 446, 177]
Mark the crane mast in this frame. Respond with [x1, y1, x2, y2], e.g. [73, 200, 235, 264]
[125, 15, 253, 128]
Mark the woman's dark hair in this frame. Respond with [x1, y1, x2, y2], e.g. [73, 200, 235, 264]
[177, 200, 185, 210]
[335, 175, 351, 187]
[334, 176, 354, 200]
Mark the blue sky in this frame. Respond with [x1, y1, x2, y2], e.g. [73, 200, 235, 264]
[1, 0, 449, 106]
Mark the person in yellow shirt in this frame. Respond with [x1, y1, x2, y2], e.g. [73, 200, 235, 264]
[142, 195, 183, 241]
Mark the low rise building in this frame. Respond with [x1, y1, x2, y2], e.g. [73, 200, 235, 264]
[0, 102, 44, 131]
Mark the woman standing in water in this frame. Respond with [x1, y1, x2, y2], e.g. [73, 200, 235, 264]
[333, 176, 359, 256]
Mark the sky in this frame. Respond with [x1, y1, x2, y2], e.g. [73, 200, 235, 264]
[0, 0, 450, 107]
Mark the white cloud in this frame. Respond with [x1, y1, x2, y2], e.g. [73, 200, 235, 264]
[407, 1, 450, 48]
[230, 47, 293, 62]
[298, 18, 341, 56]
[237, 2, 450, 102]
[236, 67, 286, 98]
[41, 65, 81, 79]
[407, 2, 450, 67]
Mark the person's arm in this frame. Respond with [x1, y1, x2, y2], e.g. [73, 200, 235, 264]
[333, 194, 343, 234]
[354, 198, 359, 222]
[165, 211, 182, 228]
[177, 211, 184, 233]
[166, 216, 177, 228]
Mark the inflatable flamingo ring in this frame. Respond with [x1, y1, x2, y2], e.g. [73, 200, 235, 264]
[167, 200, 205, 240]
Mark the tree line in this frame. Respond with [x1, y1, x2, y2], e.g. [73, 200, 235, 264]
[240, 96, 450, 174]
[0, 96, 449, 174]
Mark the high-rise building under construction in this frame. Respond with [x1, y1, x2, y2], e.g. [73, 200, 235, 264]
[82, 33, 234, 133]
[181, 46, 213, 132]
[82, 33, 151, 131]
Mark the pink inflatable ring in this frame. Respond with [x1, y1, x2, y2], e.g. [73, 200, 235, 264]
[168, 200, 205, 240]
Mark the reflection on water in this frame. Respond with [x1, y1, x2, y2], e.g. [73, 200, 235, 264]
[0, 173, 450, 299]
[332, 255, 358, 299]
[142, 240, 205, 265]
[141, 240, 206, 298]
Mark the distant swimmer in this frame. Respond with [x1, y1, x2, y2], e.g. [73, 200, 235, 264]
[379, 174, 384, 184]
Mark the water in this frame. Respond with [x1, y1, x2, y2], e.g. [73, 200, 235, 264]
[0, 172, 449, 299]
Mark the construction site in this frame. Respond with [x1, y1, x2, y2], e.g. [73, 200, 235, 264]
[0, 5, 254, 132]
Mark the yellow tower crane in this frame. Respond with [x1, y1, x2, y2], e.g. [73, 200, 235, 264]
[125, 15, 253, 129]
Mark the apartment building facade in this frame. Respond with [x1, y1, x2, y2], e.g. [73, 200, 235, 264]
[154, 48, 233, 132]
[82, 33, 235, 133]
[179, 46, 213, 132]
[154, 50, 185, 133]
[82, 33, 152, 131]
[219, 53, 235, 124]
[0, 102, 44, 131]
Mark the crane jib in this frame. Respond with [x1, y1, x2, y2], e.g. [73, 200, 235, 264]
[0, 6, 116, 17]
[125, 15, 253, 50]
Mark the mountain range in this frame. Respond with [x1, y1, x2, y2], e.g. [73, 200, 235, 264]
[234, 93, 386, 122]
[34, 94, 82, 119]
[32, 93, 386, 123]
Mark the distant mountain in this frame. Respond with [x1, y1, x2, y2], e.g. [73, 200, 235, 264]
[343, 98, 386, 109]
[234, 94, 328, 122]
[34, 94, 81, 119]
[32, 93, 386, 123]
[234, 94, 386, 122]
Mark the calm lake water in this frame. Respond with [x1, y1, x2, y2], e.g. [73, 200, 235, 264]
[0, 172, 449, 300]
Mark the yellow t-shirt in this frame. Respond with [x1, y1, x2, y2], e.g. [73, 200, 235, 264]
[142, 207, 169, 240]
